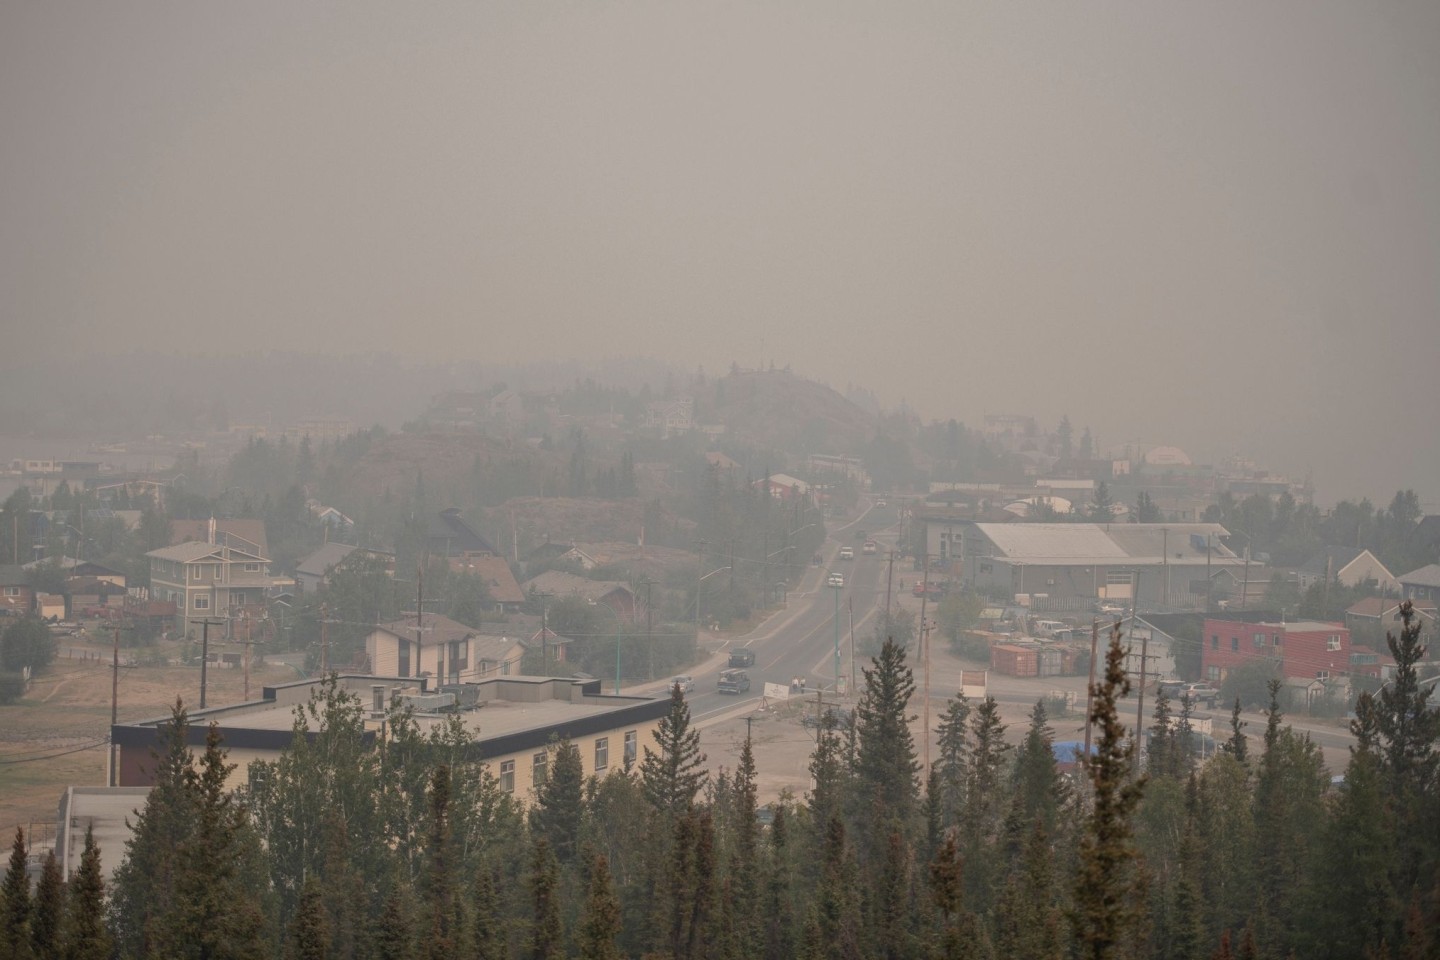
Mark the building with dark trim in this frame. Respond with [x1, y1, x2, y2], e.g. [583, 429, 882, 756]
[111, 673, 669, 801]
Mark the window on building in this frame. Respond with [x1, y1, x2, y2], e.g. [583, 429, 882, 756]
[2, 587, 19, 597]
[1207, 665, 1221, 682]
[245, 563, 261, 573]
[1327, 635, 1342, 651]
[1273, 633, 1283, 648]
[192, 565, 204, 581]
[1231, 636, 1239, 652]
[194, 596, 209, 610]
[532, 752, 547, 788]
[1317, 670, 1330, 681]
[1253, 632, 1265, 648]
[624, 730, 638, 766]
[594, 738, 609, 772]
[500, 760, 515, 794]
[1211, 635, 1219, 650]
[213, 565, 222, 580]
[398, 641, 411, 678]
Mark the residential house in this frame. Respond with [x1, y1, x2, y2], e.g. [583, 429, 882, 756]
[1399, 564, 1440, 604]
[487, 389, 526, 426]
[447, 555, 526, 613]
[522, 570, 639, 623]
[755, 474, 811, 502]
[293, 543, 395, 595]
[306, 500, 354, 533]
[365, 614, 525, 684]
[1294, 545, 1398, 593]
[1201, 617, 1351, 684]
[0, 565, 34, 617]
[65, 577, 128, 614]
[147, 535, 274, 636]
[644, 397, 694, 438]
[427, 508, 498, 558]
[170, 518, 269, 561]
[1345, 597, 1437, 636]
[111, 674, 669, 804]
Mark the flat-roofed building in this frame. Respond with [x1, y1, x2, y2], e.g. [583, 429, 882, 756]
[111, 674, 670, 801]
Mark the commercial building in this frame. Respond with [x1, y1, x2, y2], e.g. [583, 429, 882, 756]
[111, 673, 670, 800]
[1200, 617, 1351, 684]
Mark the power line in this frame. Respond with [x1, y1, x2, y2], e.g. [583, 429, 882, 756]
[0, 739, 109, 765]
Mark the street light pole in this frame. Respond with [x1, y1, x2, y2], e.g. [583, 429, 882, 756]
[833, 581, 842, 694]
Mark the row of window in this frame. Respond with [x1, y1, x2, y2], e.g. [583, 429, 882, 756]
[496, 731, 640, 794]
[1211, 633, 1342, 652]
[1209, 665, 1335, 682]
[187, 562, 263, 581]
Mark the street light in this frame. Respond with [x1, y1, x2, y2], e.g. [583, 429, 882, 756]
[588, 600, 626, 695]
[830, 575, 844, 695]
[696, 564, 731, 642]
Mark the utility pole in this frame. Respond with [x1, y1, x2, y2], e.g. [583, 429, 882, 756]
[885, 550, 896, 619]
[921, 613, 933, 778]
[848, 597, 856, 693]
[539, 592, 552, 675]
[415, 565, 425, 686]
[832, 580, 842, 694]
[643, 579, 655, 681]
[108, 621, 133, 787]
[319, 603, 330, 676]
[694, 539, 710, 644]
[195, 617, 226, 709]
[1131, 574, 1149, 775]
[1084, 618, 1101, 763]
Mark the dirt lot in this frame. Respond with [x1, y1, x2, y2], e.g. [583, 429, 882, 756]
[0, 638, 299, 836]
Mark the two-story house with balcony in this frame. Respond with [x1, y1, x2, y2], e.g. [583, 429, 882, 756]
[147, 532, 274, 637]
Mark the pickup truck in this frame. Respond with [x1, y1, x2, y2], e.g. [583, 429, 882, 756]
[717, 669, 751, 694]
[728, 648, 756, 668]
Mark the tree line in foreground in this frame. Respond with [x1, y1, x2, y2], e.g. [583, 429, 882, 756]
[1, 609, 1438, 960]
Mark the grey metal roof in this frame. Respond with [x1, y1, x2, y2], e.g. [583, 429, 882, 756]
[1400, 564, 1440, 588]
[295, 542, 358, 578]
[974, 522, 1234, 563]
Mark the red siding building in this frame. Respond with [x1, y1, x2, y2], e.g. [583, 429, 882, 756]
[1202, 618, 1351, 684]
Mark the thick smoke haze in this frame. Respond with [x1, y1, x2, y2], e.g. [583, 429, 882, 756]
[2, 3, 1437, 505]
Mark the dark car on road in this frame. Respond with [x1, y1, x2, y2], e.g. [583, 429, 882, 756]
[717, 669, 751, 694]
[728, 648, 756, 668]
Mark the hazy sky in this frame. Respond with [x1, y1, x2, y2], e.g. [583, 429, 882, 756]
[3, 3, 1437, 506]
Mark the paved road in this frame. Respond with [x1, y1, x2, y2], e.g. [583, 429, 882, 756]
[670, 501, 901, 725]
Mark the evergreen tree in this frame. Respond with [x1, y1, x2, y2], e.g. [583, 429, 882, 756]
[575, 853, 621, 960]
[470, 867, 506, 960]
[151, 722, 271, 960]
[1148, 689, 1177, 780]
[1013, 699, 1066, 834]
[993, 820, 1064, 960]
[60, 827, 111, 960]
[29, 851, 61, 960]
[531, 739, 584, 865]
[869, 830, 913, 960]
[421, 765, 465, 960]
[111, 700, 195, 959]
[727, 733, 761, 956]
[813, 818, 862, 960]
[1071, 624, 1147, 960]
[852, 638, 920, 851]
[1, 827, 33, 960]
[1223, 699, 1249, 763]
[527, 837, 562, 960]
[932, 692, 971, 829]
[373, 885, 416, 960]
[640, 686, 708, 818]
[285, 879, 330, 960]
[761, 805, 794, 960]
[961, 696, 1011, 913]
[928, 833, 981, 960]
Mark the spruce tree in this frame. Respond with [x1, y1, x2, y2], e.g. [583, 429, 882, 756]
[1223, 698, 1248, 763]
[1071, 624, 1146, 960]
[527, 837, 562, 960]
[531, 739, 584, 865]
[373, 885, 416, 960]
[727, 733, 761, 956]
[29, 851, 61, 960]
[575, 853, 621, 960]
[761, 804, 794, 960]
[1013, 699, 1067, 834]
[60, 827, 111, 960]
[640, 685, 708, 818]
[111, 699, 194, 959]
[933, 691, 971, 830]
[470, 867, 506, 960]
[285, 879, 330, 960]
[1, 826, 33, 960]
[852, 638, 920, 843]
[813, 817, 862, 960]
[992, 819, 1064, 960]
[1148, 689, 1176, 780]
[421, 765, 464, 960]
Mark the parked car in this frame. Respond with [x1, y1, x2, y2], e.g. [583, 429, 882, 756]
[828, 572, 845, 588]
[839, 546, 855, 560]
[875, 500, 888, 508]
[728, 648, 756, 668]
[912, 581, 943, 599]
[717, 669, 751, 694]
[1159, 681, 1221, 707]
[668, 675, 695, 694]
[862, 540, 877, 555]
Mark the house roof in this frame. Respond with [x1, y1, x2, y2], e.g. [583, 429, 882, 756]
[450, 555, 526, 605]
[0, 565, 28, 586]
[147, 541, 267, 564]
[170, 518, 269, 559]
[1400, 564, 1440, 589]
[522, 570, 634, 604]
[1296, 545, 1395, 581]
[973, 522, 1235, 564]
[295, 542, 359, 578]
[1345, 597, 1436, 620]
[373, 613, 478, 647]
[427, 508, 497, 557]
